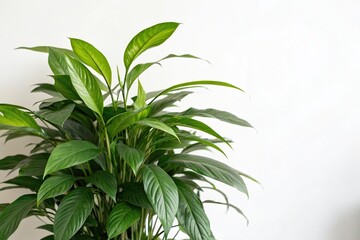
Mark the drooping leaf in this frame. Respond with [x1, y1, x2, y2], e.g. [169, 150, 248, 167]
[174, 179, 214, 240]
[159, 53, 209, 63]
[37, 175, 76, 205]
[124, 22, 180, 69]
[181, 108, 253, 128]
[52, 75, 81, 100]
[141, 164, 178, 235]
[31, 83, 61, 97]
[53, 188, 94, 240]
[3, 176, 42, 192]
[0, 154, 27, 170]
[106, 202, 141, 239]
[126, 62, 160, 90]
[37, 104, 75, 127]
[119, 182, 152, 209]
[18, 153, 49, 177]
[160, 154, 248, 195]
[136, 118, 179, 141]
[70, 38, 112, 86]
[44, 140, 101, 177]
[117, 142, 145, 175]
[85, 171, 117, 201]
[0, 194, 36, 240]
[203, 200, 248, 224]
[64, 55, 104, 116]
[37, 224, 54, 233]
[149, 91, 193, 116]
[48, 47, 71, 75]
[17, 46, 76, 57]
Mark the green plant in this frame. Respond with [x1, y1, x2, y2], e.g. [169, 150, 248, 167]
[0, 22, 255, 240]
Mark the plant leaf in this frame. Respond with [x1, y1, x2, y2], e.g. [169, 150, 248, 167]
[64, 55, 104, 116]
[37, 104, 75, 127]
[159, 53, 209, 63]
[181, 108, 253, 128]
[48, 47, 71, 75]
[54, 188, 94, 240]
[117, 142, 145, 175]
[124, 22, 180, 70]
[0, 194, 36, 239]
[3, 176, 42, 192]
[52, 75, 80, 100]
[0, 154, 27, 170]
[44, 140, 101, 177]
[160, 154, 248, 195]
[203, 200, 248, 224]
[17, 46, 76, 57]
[126, 62, 160, 90]
[37, 175, 76, 206]
[106, 202, 141, 239]
[18, 153, 49, 177]
[70, 38, 112, 86]
[174, 179, 214, 240]
[119, 182, 152, 209]
[136, 118, 179, 141]
[149, 91, 192, 116]
[134, 81, 147, 110]
[85, 171, 117, 201]
[141, 164, 178, 235]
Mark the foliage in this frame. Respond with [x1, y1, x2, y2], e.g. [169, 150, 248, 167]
[0, 22, 255, 240]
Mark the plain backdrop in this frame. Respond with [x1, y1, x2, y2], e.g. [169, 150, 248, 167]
[1, 0, 360, 239]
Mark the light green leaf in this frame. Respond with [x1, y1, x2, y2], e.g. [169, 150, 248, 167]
[134, 81, 146, 110]
[181, 108, 253, 128]
[17, 46, 76, 57]
[37, 104, 75, 127]
[124, 22, 180, 70]
[44, 140, 101, 177]
[0, 104, 42, 132]
[136, 118, 179, 141]
[54, 188, 94, 240]
[117, 142, 144, 175]
[160, 154, 248, 195]
[175, 179, 214, 240]
[37, 175, 76, 206]
[141, 164, 178, 235]
[48, 47, 70, 75]
[70, 38, 112, 86]
[0, 194, 36, 240]
[106, 202, 141, 239]
[159, 53, 209, 63]
[65, 55, 104, 116]
[85, 171, 117, 201]
[126, 62, 160, 90]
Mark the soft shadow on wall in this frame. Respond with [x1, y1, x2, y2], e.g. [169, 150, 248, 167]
[326, 207, 360, 240]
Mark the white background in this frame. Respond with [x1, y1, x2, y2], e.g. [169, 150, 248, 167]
[1, 0, 360, 239]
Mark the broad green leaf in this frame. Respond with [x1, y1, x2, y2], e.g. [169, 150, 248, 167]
[0, 104, 42, 132]
[44, 140, 101, 177]
[70, 38, 112, 86]
[124, 22, 180, 69]
[37, 224, 54, 233]
[65, 55, 104, 116]
[32, 83, 61, 97]
[126, 62, 160, 90]
[18, 153, 49, 176]
[159, 53, 209, 63]
[52, 75, 81, 100]
[37, 104, 75, 127]
[37, 175, 76, 206]
[3, 176, 42, 192]
[149, 91, 193, 116]
[54, 188, 94, 240]
[119, 182, 152, 209]
[134, 81, 146, 110]
[106, 202, 141, 239]
[17, 46, 76, 56]
[136, 118, 179, 141]
[160, 154, 248, 195]
[150, 80, 244, 103]
[117, 142, 145, 175]
[48, 47, 70, 75]
[85, 171, 117, 201]
[0, 194, 36, 240]
[181, 108, 253, 128]
[166, 116, 230, 147]
[175, 179, 213, 240]
[141, 164, 178, 235]
[0, 154, 26, 170]
[203, 200, 248, 224]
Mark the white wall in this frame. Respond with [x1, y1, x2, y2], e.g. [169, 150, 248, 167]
[1, 0, 360, 239]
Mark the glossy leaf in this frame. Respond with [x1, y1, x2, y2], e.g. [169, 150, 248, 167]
[48, 47, 70, 75]
[70, 38, 112, 86]
[85, 171, 117, 201]
[124, 22, 180, 69]
[126, 62, 160, 90]
[0, 154, 27, 170]
[134, 81, 146, 110]
[52, 75, 80, 100]
[54, 188, 94, 240]
[117, 142, 144, 175]
[37, 104, 75, 127]
[65, 55, 104, 116]
[18, 153, 49, 176]
[120, 182, 152, 209]
[44, 140, 101, 177]
[3, 176, 42, 192]
[175, 179, 213, 240]
[0, 104, 42, 132]
[149, 91, 193, 116]
[141, 164, 178, 235]
[160, 154, 248, 195]
[37, 175, 76, 205]
[106, 202, 141, 239]
[0, 194, 36, 240]
[136, 118, 179, 141]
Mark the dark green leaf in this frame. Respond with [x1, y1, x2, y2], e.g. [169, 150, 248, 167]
[136, 118, 179, 141]
[37, 104, 75, 127]
[126, 62, 160, 90]
[106, 202, 141, 239]
[44, 140, 101, 177]
[117, 142, 144, 175]
[32, 83, 60, 97]
[18, 153, 49, 177]
[141, 164, 178, 235]
[0, 154, 27, 170]
[54, 188, 94, 240]
[0, 194, 36, 239]
[3, 176, 42, 192]
[149, 91, 192, 116]
[65, 55, 104, 116]
[37, 224, 54, 233]
[124, 22, 180, 69]
[52, 75, 81, 100]
[85, 171, 117, 201]
[37, 175, 76, 205]
[70, 38, 112, 86]
[120, 182, 152, 209]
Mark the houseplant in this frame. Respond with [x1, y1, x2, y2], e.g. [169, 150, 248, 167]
[0, 22, 255, 240]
